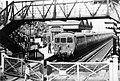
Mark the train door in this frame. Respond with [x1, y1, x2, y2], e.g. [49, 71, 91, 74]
[84, 34, 87, 47]
[74, 36, 77, 46]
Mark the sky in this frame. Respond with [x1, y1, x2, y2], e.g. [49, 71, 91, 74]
[0, 0, 116, 33]
[91, 19, 114, 33]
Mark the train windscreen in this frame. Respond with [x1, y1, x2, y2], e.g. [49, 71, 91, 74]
[61, 38, 66, 43]
[55, 38, 60, 43]
[67, 37, 73, 43]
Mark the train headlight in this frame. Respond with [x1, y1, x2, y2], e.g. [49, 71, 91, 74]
[68, 50, 71, 55]
[70, 50, 73, 54]
[54, 51, 57, 54]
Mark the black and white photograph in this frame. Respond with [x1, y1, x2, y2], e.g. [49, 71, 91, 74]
[0, 0, 120, 81]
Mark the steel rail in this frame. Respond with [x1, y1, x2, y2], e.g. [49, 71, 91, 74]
[66, 39, 113, 78]
[78, 39, 112, 62]
[85, 39, 113, 62]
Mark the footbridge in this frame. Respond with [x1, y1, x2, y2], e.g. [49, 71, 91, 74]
[0, 0, 120, 22]
[0, 0, 120, 55]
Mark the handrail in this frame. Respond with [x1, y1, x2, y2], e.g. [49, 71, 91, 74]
[0, 1, 14, 15]
[13, 5, 28, 19]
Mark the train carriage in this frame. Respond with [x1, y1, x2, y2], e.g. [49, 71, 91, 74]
[53, 32, 113, 60]
[53, 32, 75, 58]
[75, 33, 86, 50]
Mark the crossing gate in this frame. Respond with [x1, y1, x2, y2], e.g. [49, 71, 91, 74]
[46, 58, 118, 81]
[1, 53, 44, 81]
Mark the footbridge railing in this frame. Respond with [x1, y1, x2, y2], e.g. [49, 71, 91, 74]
[0, 0, 120, 24]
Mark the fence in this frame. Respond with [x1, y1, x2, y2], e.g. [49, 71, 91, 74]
[46, 55, 119, 81]
[0, 52, 119, 81]
[1, 52, 44, 81]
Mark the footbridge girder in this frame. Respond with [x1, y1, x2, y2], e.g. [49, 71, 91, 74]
[0, 0, 120, 24]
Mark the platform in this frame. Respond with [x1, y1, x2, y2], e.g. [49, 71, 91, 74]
[39, 45, 54, 59]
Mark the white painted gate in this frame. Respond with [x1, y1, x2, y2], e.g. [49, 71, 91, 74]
[1, 53, 119, 81]
[1, 53, 44, 81]
[46, 55, 119, 81]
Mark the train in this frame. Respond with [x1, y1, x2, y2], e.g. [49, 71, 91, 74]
[53, 32, 113, 59]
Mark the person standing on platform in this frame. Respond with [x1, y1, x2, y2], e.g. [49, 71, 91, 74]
[48, 43, 52, 53]
[24, 53, 29, 62]
[24, 65, 31, 81]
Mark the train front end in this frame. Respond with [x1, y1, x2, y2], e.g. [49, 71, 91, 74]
[53, 33, 75, 59]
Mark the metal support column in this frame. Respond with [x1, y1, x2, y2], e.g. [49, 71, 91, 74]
[113, 36, 117, 55]
[1, 52, 4, 73]
[118, 36, 119, 46]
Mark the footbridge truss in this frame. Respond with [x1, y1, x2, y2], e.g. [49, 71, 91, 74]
[0, 0, 120, 24]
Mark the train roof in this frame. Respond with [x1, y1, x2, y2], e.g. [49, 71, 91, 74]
[54, 32, 75, 37]
[74, 32, 84, 37]
[54, 32, 113, 38]
[75, 32, 96, 37]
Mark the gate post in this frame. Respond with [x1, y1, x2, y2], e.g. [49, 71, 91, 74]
[76, 62, 79, 81]
[20, 59, 24, 77]
[1, 52, 5, 73]
[112, 55, 119, 81]
[109, 58, 113, 81]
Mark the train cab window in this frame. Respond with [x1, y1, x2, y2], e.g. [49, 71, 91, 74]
[55, 38, 60, 43]
[67, 37, 73, 43]
[61, 38, 66, 43]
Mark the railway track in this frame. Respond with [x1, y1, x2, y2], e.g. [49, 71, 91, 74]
[45, 39, 113, 81]
[59, 39, 113, 79]
[46, 38, 113, 63]
[79, 39, 113, 62]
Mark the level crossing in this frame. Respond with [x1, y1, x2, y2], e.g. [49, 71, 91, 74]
[0, 0, 120, 81]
